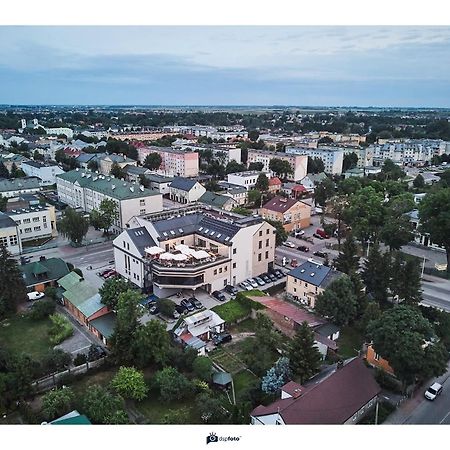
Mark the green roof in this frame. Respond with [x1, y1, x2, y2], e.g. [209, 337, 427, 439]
[58, 271, 83, 291]
[20, 258, 70, 288]
[212, 371, 233, 386]
[57, 169, 161, 201]
[63, 281, 98, 309]
[50, 410, 91, 425]
[77, 293, 105, 318]
[199, 191, 234, 208]
[89, 312, 116, 338]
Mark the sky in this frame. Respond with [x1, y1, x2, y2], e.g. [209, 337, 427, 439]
[0, 26, 450, 107]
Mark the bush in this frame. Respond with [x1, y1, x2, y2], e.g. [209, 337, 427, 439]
[42, 387, 75, 420]
[156, 298, 176, 317]
[28, 299, 56, 320]
[72, 268, 83, 278]
[375, 369, 403, 394]
[40, 349, 72, 375]
[154, 367, 193, 402]
[44, 286, 57, 300]
[192, 356, 213, 381]
[74, 353, 87, 367]
[48, 313, 73, 345]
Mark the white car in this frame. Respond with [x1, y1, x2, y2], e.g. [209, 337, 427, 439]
[282, 241, 296, 248]
[247, 278, 259, 288]
[424, 382, 443, 401]
[294, 230, 305, 237]
[239, 281, 252, 291]
[27, 291, 45, 301]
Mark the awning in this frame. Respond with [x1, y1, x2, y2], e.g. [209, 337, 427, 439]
[192, 250, 210, 260]
[159, 252, 175, 260]
[173, 253, 188, 261]
[145, 246, 164, 255]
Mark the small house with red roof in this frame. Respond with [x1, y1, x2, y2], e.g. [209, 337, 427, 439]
[267, 176, 282, 193]
[251, 358, 380, 425]
[281, 182, 307, 199]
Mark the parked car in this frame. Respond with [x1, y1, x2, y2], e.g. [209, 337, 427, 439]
[273, 269, 284, 279]
[99, 268, 112, 277]
[104, 269, 118, 279]
[268, 272, 277, 282]
[425, 382, 443, 401]
[254, 276, 265, 286]
[181, 298, 194, 311]
[297, 245, 310, 252]
[313, 250, 328, 258]
[172, 310, 180, 319]
[212, 332, 232, 346]
[239, 281, 252, 291]
[149, 304, 159, 315]
[313, 233, 324, 240]
[282, 241, 296, 248]
[224, 285, 238, 295]
[189, 297, 203, 310]
[212, 290, 226, 302]
[293, 229, 305, 237]
[247, 278, 259, 288]
[260, 273, 271, 283]
[291, 258, 298, 267]
[27, 291, 45, 301]
[175, 304, 187, 315]
[315, 228, 329, 239]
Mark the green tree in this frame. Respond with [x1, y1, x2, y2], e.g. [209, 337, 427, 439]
[226, 160, 246, 174]
[287, 321, 322, 383]
[368, 306, 448, 387]
[196, 392, 229, 424]
[307, 157, 325, 174]
[111, 366, 148, 401]
[342, 152, 358, 172]
[326, 195, 349, 248]
[390, 252, 422, 305]
[413, 174, 425, 189]
[359, 301, 381, 336]
[255, 173, 269, 192]
[362, 242, 390, 303]
[42, 387, 75, 420]
[419, 188, 450, 273]
[248, 162, 264, 171]
[98, 198, 118, 234]
[269, 158, 293, 179]
[133, 320, 171, 368]
[81, 385, 127, 424]
[110, 162, 126, 179]
[0, 194, 7, 212]
[265, 219, 287, 246]
[337, 177, 361, 196]
[143, 153, 162, 170]
[99, 277, 132, 310]
[0, 162, 9, 179]
[334, 234, 360, 274]
[28, 298, 55, 320]
[154, 367, 192, 402]
[314, 177, 335, 206]
[248, 130, 260, 141]
[315, 275, 359, 326]
[156, 297, 176, 317]
[247, 189, 262, 207]
[87, 159, 98, 171]
[192, 356, 213, 381]
[380, 159, 405, 181]
[110, 290, 143, 365]
[57, 208, 89, 246]
[161, 407, 191, 424]
[0, 244, 27, 318]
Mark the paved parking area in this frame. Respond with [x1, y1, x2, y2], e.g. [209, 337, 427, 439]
[55, 326, 93, 356]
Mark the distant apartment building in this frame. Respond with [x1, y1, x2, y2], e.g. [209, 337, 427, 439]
[259, 196, 311, 232]
[246, 150, 308, 181]
[138, 146, 199, 178]
[227, 171, 271, 190]
[21, 161, 65, 186]
[0, 177, 42, 198]
[113, 205, 276, 296]
[286, 146, 344, 175]
[167, 125, 248, 140]
[342, 147, 374, 168]
[56, 168, 163, 232]
[5, 195, 57, 242]
[175, 143, 242, 165]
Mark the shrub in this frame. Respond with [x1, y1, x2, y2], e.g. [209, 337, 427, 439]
[48, 313, 73, 345]
[74, 353, 87, 366]
[110, 367, 148, 401]
[72, 268, 83, 278]
[40, 349, 72, 375]
[154, 367, 192, 402]
[44, 286, 57, 300]
[28, 299, 55, 320]
[192, 356, 213, 381]
[42, 387, 75, 420]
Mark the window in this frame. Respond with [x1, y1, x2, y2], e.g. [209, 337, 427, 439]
[265, 251, 269, 259]
[140, 199, 145, 206]
[258, 253, 262, 262]
[25, 228, 32, 233]
[266, 239, 270, 246]
[374, 353, 380, 361]
[266, 229, 270, 235]
[224, 266, 227, 272]
[9, 235, 18, 246]
[33, 217, 39, 222]
[123, 241, 126, 248]
[233, 263, 236, 269]
[140, 209, 146, 215]
[214, 269, 217, 275]
[258, 241, 262, 249]
[23, 218, 31, 224]
[233, 248, 236, 254]
[219, 268, 223, 274]
[44, 223, 48, 228]
[0, 237, 7, 246]
[15, 220, 21, 225]
[259, 230, 262, 237]
[42, 216, 47, 222]
[34, 226, 41, 231]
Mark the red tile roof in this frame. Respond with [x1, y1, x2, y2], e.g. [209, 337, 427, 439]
[252, 358, 381, 424]
[292, 185, 307, 192]
[261, 196, 300, 213]
[250, 296, 325, 328]
[268, 177, 282, 186]
[281, 381, 304, 398]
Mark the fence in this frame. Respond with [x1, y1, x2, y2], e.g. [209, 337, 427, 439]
[32, 357, 106, 394]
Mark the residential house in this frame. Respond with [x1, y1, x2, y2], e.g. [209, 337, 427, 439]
[249, 296, 338, 359]
[20, 257, 70, 292]
[251, 358, 380, 424]
[267, 177, 282, 194]
[56, 168, 163, 232]
[98, 154, 137, 176]
[198, 191, 238, 211]
[113, 205, 276, 296]
[366, 344, 395, 376]
[227, 171, 271, 191]
[217, 183, 248, 206]
[89, 312, 116, 346]
[124, 165, 152, 183]
[343, 168, 365, 179]
[0, 152, 28, 173]
[299, 173, 327, 192]
[259, 196, 311, 232]
[286, 261, 344, 308]
[168, 177, 206, 204]
[281, 182, 307, 199]
[407, 209, 446, 251]
[0, 212, 21, 255]
[21, 161, 64, 186]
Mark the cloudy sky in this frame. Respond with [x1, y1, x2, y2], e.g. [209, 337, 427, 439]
[0, 26, 449, 107]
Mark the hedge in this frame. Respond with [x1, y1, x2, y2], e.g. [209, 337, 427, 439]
[49, 313, 73, 345]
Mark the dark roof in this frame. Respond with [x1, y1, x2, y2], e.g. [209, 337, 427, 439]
[127, 227, 156, 256]
[20, 258, 70, 287]
[169, 177, 198, 191]
[89, 312, 116, 338]
[0, 212, 17, 229]
[288, 261, 344, 288]
[124, 165, 149, 176]
[262, 196, 300, 213]
[0, 177, 41, 193]
[198, 191, 234, 208]
[315, 323, 340, 338]
[252, 358, 381, 424]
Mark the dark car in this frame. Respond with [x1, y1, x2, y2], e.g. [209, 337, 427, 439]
[149, 304, 159, 315]
[212, 290, 226, 301]
[181, 298, 194, 311]
[297, 245, 310, 252]
[175, 304, 187, 315]
[224, 285, 238, 295]
[212, 332, 232, 346]
[189, 297, 203, 310]
[313, 250, 328, 258]
[274, 269, 284, 279]
[268, 272, 277, 282]
[260, 274, 271, 283]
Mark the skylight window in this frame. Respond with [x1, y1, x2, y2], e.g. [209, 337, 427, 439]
[163, 232, 168, 237]
[170, 230, 175, 235]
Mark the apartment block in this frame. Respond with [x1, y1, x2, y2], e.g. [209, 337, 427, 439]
[286, 146, 344, 175]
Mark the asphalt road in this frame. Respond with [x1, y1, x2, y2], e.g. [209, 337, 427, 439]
[421, 278, 450, 312]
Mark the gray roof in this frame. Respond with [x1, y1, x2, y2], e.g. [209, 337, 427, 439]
[169, 177, 198, 191]
[127, 227, 156, 256]
[0, 212, 18, 229]
[288, 261, 344, 288]
[315, 323, 340, 338]
[0, 177, 41, 193]
[75, 153, 100, 164]
[146, 174, 173, 184]
[124, 165, 149, 176]
[198, 191, 234, 208]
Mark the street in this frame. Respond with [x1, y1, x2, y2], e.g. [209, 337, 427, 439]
[421, 276, 450, 312]
[386, 363, 450, 424]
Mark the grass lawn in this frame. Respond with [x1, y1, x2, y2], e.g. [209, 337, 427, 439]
[229, 318, 256, 333]
[210, 347, 246, 374]
[337, 326, 365, 359]
[68, 367, 118, 396]
[212, 299, 251, 323]
[233, 370, 259, 398]
[136, 393, 200, 424]
[0, 314, 54, 360]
